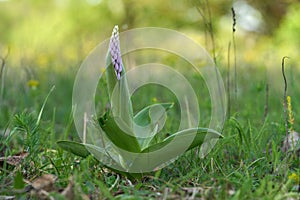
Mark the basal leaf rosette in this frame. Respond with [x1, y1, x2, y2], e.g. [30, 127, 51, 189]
[59, 26, 225, 174]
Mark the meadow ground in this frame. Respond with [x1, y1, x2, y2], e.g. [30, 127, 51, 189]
[0, 56, 299, 199]
[1, 1, 300, 199]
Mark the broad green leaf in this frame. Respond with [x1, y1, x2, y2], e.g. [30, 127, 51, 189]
[133, 103, 174, 150]
[106, 52, 133, 130]
[99, 113, 141, 153]
[84, 143, 120, 167]
[57, 140, 90, 157]
[84, 143, 143, 180]
[57, 141, 143, 180]
[130, 128, 222, 171]
[141, 127, 222, 153]
[133, 103, 174, 126]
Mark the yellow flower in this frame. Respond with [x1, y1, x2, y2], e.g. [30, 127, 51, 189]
[152, 97, 157, 103]
[27, 79, 39, 89]
[37, 55, 49, 67]
[287, 95, 294, 132]
[288, 173, 299, 182]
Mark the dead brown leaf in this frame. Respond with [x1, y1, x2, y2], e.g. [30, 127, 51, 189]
[61, 176, 74, 200]
[282, 131, 300, 156]
[31, 174, 57, 192]
[0, 196, 15, 200]
[27, 174, 57, 200]
[0, 152, 29, 166]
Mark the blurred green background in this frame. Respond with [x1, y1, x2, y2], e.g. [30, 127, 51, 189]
[1, 0, 300, 130]
[1, 0, 299, 69]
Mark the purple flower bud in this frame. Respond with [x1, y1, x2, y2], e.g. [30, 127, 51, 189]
[109, 25, 123, 80]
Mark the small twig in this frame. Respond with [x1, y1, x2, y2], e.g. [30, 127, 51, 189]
[205, 0, 216, 64]
[109, 174, 120, 191]
[0, 47, 10, 101]
[263, 83, 269, 121]
[194, 1, 209, 51]
[194, 0, 225, 118]
[0, 58, 5, 101]
[83, 112, 87, 144]
[194, 0, 216, 63]
[184, 96, 192, 128]
[162, 188, 169, 200]
[282, 57, 289, 134]
[231, 7, 236, 33]
[0, 47, 9, 78]
[231, 7, 238, 111]
[282, 56, 290, 159]
[227, 42, 231, 118]
[0, 58, 5, 79]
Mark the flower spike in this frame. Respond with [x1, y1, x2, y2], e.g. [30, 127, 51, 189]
[109, 25, 123, 80]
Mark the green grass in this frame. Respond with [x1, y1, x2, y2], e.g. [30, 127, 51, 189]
[0, 62, 299, 199]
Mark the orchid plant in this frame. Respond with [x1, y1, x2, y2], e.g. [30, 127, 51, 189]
[58, 26, 222, 176]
